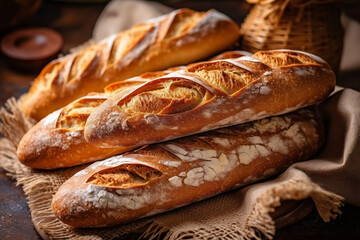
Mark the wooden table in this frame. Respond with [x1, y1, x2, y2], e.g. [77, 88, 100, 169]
[0, 1, 360, 239]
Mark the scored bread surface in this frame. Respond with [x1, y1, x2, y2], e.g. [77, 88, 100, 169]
[16, 53, 241, 170]
[20, 9, 240, 121]
[16, 71, 165, 169]
[84, 50, 335, 148]
[52, 108, 323, 228]
[17, 94, 126, 169]
[16, 55, 230, 169]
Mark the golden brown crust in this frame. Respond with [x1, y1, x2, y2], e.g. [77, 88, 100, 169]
[16, 70, 164, 169]
[16, 95, 132, 169]
[52, 108, 323, 228]
[16, 51, 240, 170]
[84, 49, 335, 148]
[20, 9, 240, 121]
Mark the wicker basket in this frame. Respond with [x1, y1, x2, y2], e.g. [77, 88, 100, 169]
[240, 0, 344, 72]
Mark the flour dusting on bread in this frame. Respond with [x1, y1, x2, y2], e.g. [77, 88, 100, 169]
[52, 108, 323, 227]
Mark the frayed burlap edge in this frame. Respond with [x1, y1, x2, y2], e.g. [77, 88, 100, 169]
[244, 171, 344, 240]
[0, 97, 34, 179]
[0, 98, 344, 240]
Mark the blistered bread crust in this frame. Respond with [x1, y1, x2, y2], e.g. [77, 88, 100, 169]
[20, 9, 240, 121]
[52, 108, 323, 227]
[84, 50, 335, 148]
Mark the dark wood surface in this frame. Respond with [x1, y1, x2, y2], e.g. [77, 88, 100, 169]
[0, 1, 360, 240]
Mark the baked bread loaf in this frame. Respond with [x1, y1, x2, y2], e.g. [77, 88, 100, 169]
[16, 53, 243, 170]
[84, 49, 335, 148]
[16, 71, 167, 169]
[17, 95, 126, 170]
[20, 8, 240, 121]
[52, 108, 323, 227]
[16, 52, 243, 169]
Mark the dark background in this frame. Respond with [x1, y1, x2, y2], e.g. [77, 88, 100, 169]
[0, 1, 360, 239]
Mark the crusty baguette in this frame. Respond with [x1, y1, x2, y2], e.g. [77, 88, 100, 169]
[84, 49, 335, 148]
[16, 72, 163, 169]
[16, 54, 241, 169]
[52, 108, 323, 228]
[20, 8, 240, 121]
[17, 95, 126, 170]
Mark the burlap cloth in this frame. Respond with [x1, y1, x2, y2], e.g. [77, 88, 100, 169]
[1, 1, 360, 239]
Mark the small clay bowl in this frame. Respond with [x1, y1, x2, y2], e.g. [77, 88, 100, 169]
[1, 28, 63, 71]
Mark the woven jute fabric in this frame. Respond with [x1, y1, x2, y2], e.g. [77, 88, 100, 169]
[1, 88, 359, 239]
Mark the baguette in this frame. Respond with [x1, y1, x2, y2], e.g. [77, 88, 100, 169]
[17, 95, 126, 169]
[84, 49, 335, 148]
[16, 53, 242, 169]
[16, 72, 164, 169]
[52, 108, 323, 228]
[20, 8, 240, 121]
